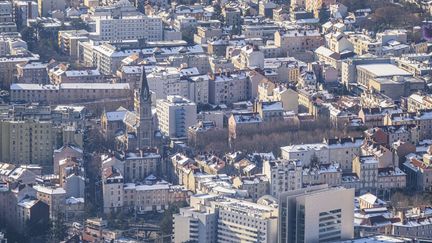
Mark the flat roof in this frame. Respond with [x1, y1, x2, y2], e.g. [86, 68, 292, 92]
[357, 64, 411, 77]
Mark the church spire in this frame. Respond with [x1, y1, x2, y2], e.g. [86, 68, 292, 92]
[140, 66, 150, 101]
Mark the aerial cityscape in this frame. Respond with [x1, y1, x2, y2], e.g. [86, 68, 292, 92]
[1, 0, 432, 242]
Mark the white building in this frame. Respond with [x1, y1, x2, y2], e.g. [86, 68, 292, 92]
[94, 15, 163, 42]
[156, 95, 197, 138]
[146, 67, 209, 104]
[278, 185, 355, 243]
[209, 72, 249, 105]
[263, 159, 303, 198]
[174, 195, 278, 243]
[280, 137, 363, 171]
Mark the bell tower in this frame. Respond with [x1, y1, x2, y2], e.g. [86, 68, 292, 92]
[135, 66, 153, 148]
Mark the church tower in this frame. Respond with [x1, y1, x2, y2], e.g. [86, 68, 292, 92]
[135, 66, 153, 148]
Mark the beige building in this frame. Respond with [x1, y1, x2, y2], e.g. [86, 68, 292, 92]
[274, 29, 323, 55]
[356, 63, 412, 88]
[58, 30, 89, 59]
[302, 163, 342, 187]
[384, 110, 432, 140]
[407, 93, 432, 112]
[33, 184, 66, 219]
[0, 55, 39, 89]
[124, 150, 160, 183]
[10, 83, 132, 114]
[232, 175, 269, 202]
[102, 166, 189, 214]
[258, 83, 299, 113]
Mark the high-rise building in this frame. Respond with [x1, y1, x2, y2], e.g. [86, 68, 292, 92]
[0, 119, 54, 166]
[278, 185, 354, 243]
[263, 159, 303, 198]
[156, 95, 197, 138]
[173, 195, 278, 243]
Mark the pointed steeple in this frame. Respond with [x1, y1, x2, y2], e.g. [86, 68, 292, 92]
[140, 66, 150, 101]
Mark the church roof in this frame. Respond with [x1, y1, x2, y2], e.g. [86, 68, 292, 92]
[141, 67, 150, 101]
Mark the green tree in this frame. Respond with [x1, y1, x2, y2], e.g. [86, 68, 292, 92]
[47, 213, 68, 243]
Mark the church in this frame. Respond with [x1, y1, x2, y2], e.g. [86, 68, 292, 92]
[101, 67, 158, 152]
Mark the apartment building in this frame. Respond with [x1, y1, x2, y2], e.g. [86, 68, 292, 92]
[403, 153, 432, 191]
[232, 175, 269, 201]
[174, 194, 278, 243]
[0, 119, 54, 166]
[16, 62, 49, 84]
[351, 156, 406, 194]
[123, 150, 160, 183]
[407, 93, 432, 112]
[14, 1, 38, 27]
[228, 112, 262, 140]
[156, 95, 197, 138]
[146, 66, 209, 104]
[213, 197, 278, 243]
[263, 159, 303, 198]
[278, 185, 354, 243]
[302, 162, 342, 187]
[102, 165, 189, 214]
[33, 184, 67, 219]
[0, 55, 39, 89]
[173, 204, 218, 243]
[37, 0, 66, 16]
[10, 83, 132, 111]
[94, 15, 163, 42]
[383, 110, 432, 140]
[209, 72, 249, 105]
[58, 30, 89, 59]
[280, 137, 363, 172]
[274, 29, 323, 55]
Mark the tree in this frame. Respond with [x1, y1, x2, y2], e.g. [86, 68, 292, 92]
[390, 191, 410, 210]
[159, 201, 188, 235]
[47, 213, 68, 243]
[310, 153, 320, 167]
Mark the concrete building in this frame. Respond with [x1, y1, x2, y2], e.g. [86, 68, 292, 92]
[14, 1, 38, 27]
[123, 150, 160, 183]
[58, 30, 89, 59]
[37, 0, 66, 16]
[94, 15, 163, 42]
[280, 137, 363, 172]
[10, 83, 132, 113]
[16, 62, 49, 84]
[174, 195, 278, 243]
[263, 159, 303, 198]
[356, 63, 412, 88]
[0, 119, 54, 166]
[209, 72, 249, 105]
[173, 203, 217, 243]
[278, 185, 355, 243]
[156, 95, 197, 138]
[33, 184, 66, 219]
[274, 29, 323, 55]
